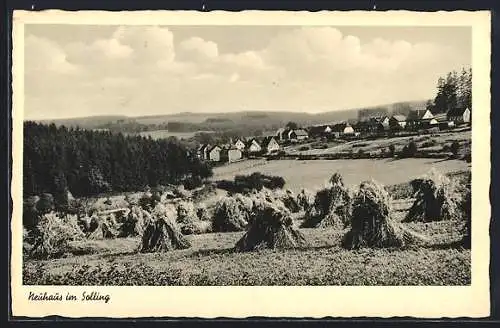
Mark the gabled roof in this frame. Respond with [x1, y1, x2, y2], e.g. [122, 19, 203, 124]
[261, 136, 277, 148]
[407, 109, 431, 120]
[391, 115, 407, 122]
[291, 129, 308, 136]
[447, 107, 469, 117]
[331, 122, 348, 132]
[198, 144, 210, 152]
[209, 145, 221, 152]
[245, 138, 260, 149]
[433, 113, 448, 122]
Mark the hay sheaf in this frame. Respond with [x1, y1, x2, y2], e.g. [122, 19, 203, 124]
[301, 173, 352, 229]
[342, 180, 429, 250]
[29, 212, 84, 259]
[403, 169, 462, 223]
[212, 196, 252, 232]
[296, 189, 315, 212]
[235, 198, 308, 252]
[140, 203, 191, 252]
[85, 213, 120, 240]
[118, 205, 149, 237]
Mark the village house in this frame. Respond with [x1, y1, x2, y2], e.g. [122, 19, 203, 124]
[221, 147, 242, 163]
[245, 138, 262, 154]
[197, 144, 212, 161]
[389, 115, 407, 130]
[331, 122, 355, 138]
[433, 112, 456, 130]
[275, 128, 292, 142]
[447, 107, 471, 125]
[378, 116, 390, 131]
[234, 139, 246, 151]
[288, 129, 309, 141]
[308, 124, 332, 138]
[406, 108, 434, 130]
[261, 136, 281, 154]
[208, 145, 222, 162]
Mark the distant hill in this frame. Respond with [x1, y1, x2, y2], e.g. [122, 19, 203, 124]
[37, 115, 129, 129]
[31, 99, 430, 132]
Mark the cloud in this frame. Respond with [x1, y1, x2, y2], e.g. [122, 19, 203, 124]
[177, 36, 219, 62]
[112, 26, 175, 64]
[24, 26, 470, 119]
[25, 35, 79, 74]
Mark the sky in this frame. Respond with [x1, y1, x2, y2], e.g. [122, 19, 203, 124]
[24, 25, 471, 120]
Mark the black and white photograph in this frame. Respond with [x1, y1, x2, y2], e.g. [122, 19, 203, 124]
[11, 10, 491, 318]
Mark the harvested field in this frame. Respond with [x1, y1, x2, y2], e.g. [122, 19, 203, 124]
[23, 218, 470, 286]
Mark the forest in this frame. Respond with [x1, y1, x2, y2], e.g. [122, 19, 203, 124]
[23, 122, 212, 198]
[427, 67, 472, 113]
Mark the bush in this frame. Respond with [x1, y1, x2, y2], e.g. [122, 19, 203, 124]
[217, 172, 286, 194]
[298, 145, 310, 151]
[400, 141, 418, 158]
[388, 144, 396, 157]
[183, 176, 203, 190]
[450, 141, 460, 157]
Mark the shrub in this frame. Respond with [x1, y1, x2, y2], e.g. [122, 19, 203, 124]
[388, 144, 396, 157]
[217, 172, 286, 194]
[450, 141, 460, 157]
[183, 175, 203, 190]
[342, 180, 428, 249]
[298, 146, 310, 151]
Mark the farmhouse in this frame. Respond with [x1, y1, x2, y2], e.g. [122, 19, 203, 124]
[261, 136, 280, 154]
[308, 125, 332, 138]
[331, 122, 355, 137]
[275, 128, 292, 142]
[433, 113, 455, 130]
[406, 108, 434, 130]
[208, 145, 222, 162]
[197, 144, 212, 160]
[289, 129, 309, 141]
[234, 139, 246, 151]
[447, 107, 471, 125]
[221, 147, 242, 163]
[378, 116, 390, 131]
[389, 115, 407, 130]
[245, 138, 262, 154]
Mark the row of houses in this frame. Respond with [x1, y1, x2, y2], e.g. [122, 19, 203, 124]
[197, 136, 281, 163]
[279, 107, 471, 140]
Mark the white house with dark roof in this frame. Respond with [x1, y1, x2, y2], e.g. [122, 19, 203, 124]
[288, 129, 309, 141]
[447, 107, 471, 124]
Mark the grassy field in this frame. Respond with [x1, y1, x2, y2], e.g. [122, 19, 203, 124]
[285, 130, 471, 157]
[212, 158, 470, 193]
[23, 218, 469, 286]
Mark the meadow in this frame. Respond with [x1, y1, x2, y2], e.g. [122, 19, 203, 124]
[212, 158, 470, 193]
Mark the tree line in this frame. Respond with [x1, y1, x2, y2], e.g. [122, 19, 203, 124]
[427, 67, 472, 113]
[23, 122, 213, 198]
